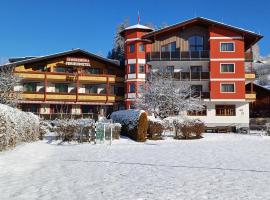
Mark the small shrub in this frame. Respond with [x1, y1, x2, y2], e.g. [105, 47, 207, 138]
[266, 123, 270, 136]
[105, 123, 122, 139]
[147, 117, 164, 140]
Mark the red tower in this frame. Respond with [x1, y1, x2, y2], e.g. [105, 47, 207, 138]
[120, 24, 153, 109]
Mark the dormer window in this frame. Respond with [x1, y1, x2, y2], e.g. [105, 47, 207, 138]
[189, 35, 204, 51]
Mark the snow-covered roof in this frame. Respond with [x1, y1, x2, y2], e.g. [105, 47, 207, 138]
[1, 49, 120, 67]
[124, 24, 153, 31]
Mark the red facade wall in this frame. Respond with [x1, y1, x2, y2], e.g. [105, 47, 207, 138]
[209, 26, 246, 100]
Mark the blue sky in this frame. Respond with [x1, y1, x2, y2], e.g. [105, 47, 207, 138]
[0, 0, 269, 64]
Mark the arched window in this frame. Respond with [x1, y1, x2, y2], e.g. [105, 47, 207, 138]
[188, 35, 204, 51]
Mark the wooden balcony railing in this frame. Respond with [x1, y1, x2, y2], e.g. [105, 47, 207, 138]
[14, 71, 124, 83]
[20, 91, 124, 103]
[147, 50, 210, 61]
[245, 91, 256, 101]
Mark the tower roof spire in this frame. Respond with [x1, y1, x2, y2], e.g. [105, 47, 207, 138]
[138, 11, 140, 24]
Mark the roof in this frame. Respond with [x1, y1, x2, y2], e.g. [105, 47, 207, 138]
[246, 82, 270, 92]
[1, 49, 120, 67]
[120, 24, 153, 36]
[124, 24, 153, 31]
[142, 17, 263, 50]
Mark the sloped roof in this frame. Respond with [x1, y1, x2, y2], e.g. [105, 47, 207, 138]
[142, 17, 263, 50]
[1, 49, 120, 67]
[124, 24, 153, 31]
[120, 24, 153, 36]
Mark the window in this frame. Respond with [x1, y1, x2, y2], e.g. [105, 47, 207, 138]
[107, 69, 114, 75]
[85, 68, 101, 74]
[216, 105, 236, 116]
[129, 64, 135, 73]
[166, 66, 174, 75]
[21, 104, 40, 113]
[55, 83, 68, 93]
[221, 64, 235, 73]
[161, 42, 176, 52]
[23, 82, 37, 92]
[85, 84, 106, 94]
[138, 84, 144, 93]
[189, 36, 204, 51]
[190, 66, 202, 73]
[129, 83, 135, 93]
[111, 86, 124, 95]
[50, 104, 71, 114]
[191, 85, 203, 92]
[32, 66, 45, 72]
[139, 65, 144, 73]
[188, 106, 207, 116]
[129, 44, 135, 53]
[55, 67, 74, 73]
[139, 44, 145, 52]
[221, 83, 235, 93]
[220, 42, 235, 52]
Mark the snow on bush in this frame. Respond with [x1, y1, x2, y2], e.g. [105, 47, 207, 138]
[53, 119, 95, 142]
[0, 104, 39, 150]
[105, 123, 122, 139]
[163, 117, 205, 139]
[266, 123, 270, 136]
[147, 116, 164, 140]
[110, 109, 148, 142]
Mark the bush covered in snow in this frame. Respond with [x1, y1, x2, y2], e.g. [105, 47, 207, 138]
[147, 116, 164, 140]
[0, 104, 40, 150]
[53, 119, 95, 142]
[110, 110, 148, 142]
[266, 123, 270, 136]
[105, 123, 122, 139]
[163, 117, 204, 139]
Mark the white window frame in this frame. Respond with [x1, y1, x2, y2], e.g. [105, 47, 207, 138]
[220, 82, 236, 93]
[220, 42, 235, 52]
[220, 63, 235, 73]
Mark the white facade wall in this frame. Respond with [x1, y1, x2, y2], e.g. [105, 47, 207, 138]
[186, 101, 249, 127]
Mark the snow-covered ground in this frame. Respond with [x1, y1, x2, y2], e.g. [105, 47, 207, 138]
[1, 134, 270, 200]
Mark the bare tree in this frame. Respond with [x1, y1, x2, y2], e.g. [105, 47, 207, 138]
[0, 65, 22, 107]
[136, 72, 204, 119]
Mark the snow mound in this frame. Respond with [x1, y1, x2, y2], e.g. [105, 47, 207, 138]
[0, 104, 40, 150]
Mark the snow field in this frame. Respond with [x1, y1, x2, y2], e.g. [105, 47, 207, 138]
[1, 134, 270, 200]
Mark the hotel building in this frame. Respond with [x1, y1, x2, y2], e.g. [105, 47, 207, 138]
[3, 49, 125, 119]
[120, 17, 263, 128]
[1, 17, 263, 128]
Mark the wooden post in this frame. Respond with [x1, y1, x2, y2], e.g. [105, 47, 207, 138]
[44, 72, 47, 101]
[106, 76, 109, 103]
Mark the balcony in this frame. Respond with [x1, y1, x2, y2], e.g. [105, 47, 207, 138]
[173, 72, 210, 81]
[245, 92, 256, 101]
[191, 91, 210, 99]
[20, 91, 123, 103]
[245, 72, 256, 80]
[147, 51, 210, 61]
[14, 71, 123, 83]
